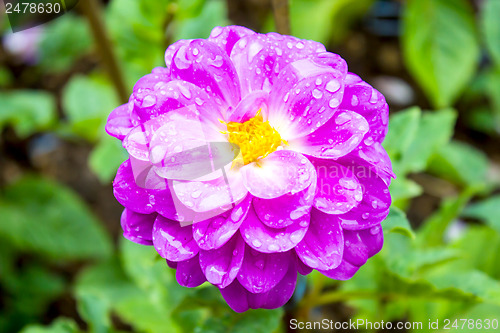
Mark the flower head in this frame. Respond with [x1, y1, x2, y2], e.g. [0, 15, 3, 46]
[106, 26, 394, 312]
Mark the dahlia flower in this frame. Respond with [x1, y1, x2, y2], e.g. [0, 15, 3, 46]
[106, 25, 393, 312]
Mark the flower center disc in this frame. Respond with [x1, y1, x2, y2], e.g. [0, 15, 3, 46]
[223, 111, 284, 165]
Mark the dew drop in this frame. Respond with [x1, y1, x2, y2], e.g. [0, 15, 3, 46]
[312, 89, 323, 99]
[252, 239, 262, 248]
[325, 80, 340, 92]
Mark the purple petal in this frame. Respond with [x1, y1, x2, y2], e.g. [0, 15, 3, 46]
[171, 39, 241, 108]
[230, 33, 327, 96]
[220, 259, 297, 312]
[357, 142, 395, 185]
[172, 166, 247, 213]
[199, 233, 245, 288]
[152, 188, 178, 220]
[165, 39, 191, 70]
[219, 280, 250, 312]
[228, 90, 269, 123]
[239, 205, 309, 253]
[319, 260, 360, 280]
[310, 158, 363, 215]
[295, 253, 313, 275]
[176, 255, 206, 287]
[267, 54, 346, 140]
[106, 101, 134, 140]
[166, 259, 177, 269]
[152, 215, 199, 261]
[253, 174, 315, 228]
[208, 25, 256, 56]
[193, 195, 252, 250]
[237, 246, 290, 293]
[240, 150, 315, 199]
[340, 73, 389, 145]
[124, 101, 224, 163]
[247, 259, 297, 310]
[295, 209, 344, 270]
[289, 110, 369, 159]
[113, 159, 154, 214]
[319, 224, 383, 280]
[335, 155, 391, 230]
[120, 209, 156, 245]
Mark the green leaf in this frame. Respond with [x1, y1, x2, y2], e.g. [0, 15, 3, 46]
[428, 141, 489, 186]
[418, 186, 482, 247]
[20, 318, 81, 333]
[0, 177, 112, 260]
[89, 134, 128, 183]
[383, 107, 421, 160]
[462, 196, 500, 233]
[62, 75, 118, 142]
[0, 90, 57, 137]
[402, 0, 480, 108]
[75, 255, 183, 333]
[288, 0, 374, 45]
[174, 0, 229, 41]
[38, 14, 92, 73]
[382, 208, 415, 239]
[398, 108, 456, 174]
[486, 68, 500, 131]
[389, 177, 423, 204]
[452, 225, 500, 279]
[482, 0, 500, 67]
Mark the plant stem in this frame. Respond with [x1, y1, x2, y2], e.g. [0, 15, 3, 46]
[79, 0, 128, 103]
[271, 0, 290, 35]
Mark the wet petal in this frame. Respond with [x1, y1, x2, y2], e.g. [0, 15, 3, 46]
[171, 39, 241, 108]
[247, 259, 297, 309]
[113, 159, 154, 214]
[319, 224, 383, 280]
[240, 150, 315, 199]
[237, 246, 290, 293]
[124, 102, 224, 163]
[172, 166, 247, 213]
[267, 54, 346, 140]
[165, 39, 191, 70]
[231, 33, 327, 96]
[239, 206, 309, 253]
[176, 255, 206, 287]
[357, 142, 395, 185]
[208, 25, 256, 56]
[220, 259, 297, 312]
[227, 90, 269, 123]
[152, 215, 199, 261]
[253, 172, 316, 228]
[335, 155, 391, 230]
[106, 101, 134, 140]
[295, 253, 313, 275]
[120, 209, 156, 246]
[193, 195, 252, 250]
[289, 111, 369, 159]
[295, 209, 344, 271]
[310, 158, 363, 215]
[340, 73, 389, 145]
[199, 233, 245, 288]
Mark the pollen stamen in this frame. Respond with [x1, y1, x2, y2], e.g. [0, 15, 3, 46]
[221, 110, 285, 165]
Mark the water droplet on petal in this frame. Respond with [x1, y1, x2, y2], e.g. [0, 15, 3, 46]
[312, 89, 323, 99]
[252, 239, 262, 248]
[329, 98, 340, 108]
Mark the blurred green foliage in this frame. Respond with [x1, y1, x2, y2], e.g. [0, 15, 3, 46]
[1, 0, 500, 332]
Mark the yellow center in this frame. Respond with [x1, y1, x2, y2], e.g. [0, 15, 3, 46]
[221, 110, 285, 165]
